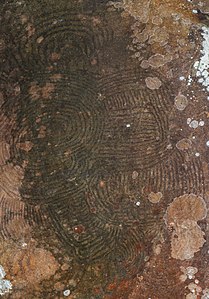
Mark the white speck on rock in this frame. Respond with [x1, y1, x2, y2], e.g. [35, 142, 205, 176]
[0, 266, 6, 281]
[63, 289, 71, 296]
[21, 242, 27, 248]
[136, 201, 141, 206]
[187, 75, 193, 86]
[194, 26, 209, 92]
[189, 120, 199, 129]
[187, 118, 192, 124]
[195, 152, 200, 157]
[0, 265, 12, 296]
[0, 280, 12, 296]
[199, 120, 205, 126]
[206, 141, 209, 147]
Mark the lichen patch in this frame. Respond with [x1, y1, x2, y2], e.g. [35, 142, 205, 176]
[174, 93, 188, 111]
[170, 220, 205, 260]
[148, 191, 162, 203]
[165, 194, 207, 260]
[165, 194, 207, 225]
[0, 240, 59, 288]
[145, 76, 162, 90]
[176, 138, 192, 151]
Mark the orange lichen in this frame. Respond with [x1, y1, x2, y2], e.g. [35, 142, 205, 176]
[29, 83, 41, 100]
[29, 82, 55, 100]
[147, 53, 172, 68]
[165, 194, 207, 225]
[110, 0, 199, 71]
[174, 94, 188, 111]
[16, 141, 33, 152]
[145, 76, 162, 90]
[176, 138, 192, 151]
[148, 191, 162, 204]
[0, 240, 59, 287]
[37, 125, 46, 138]
[11, 247, 59, 285]
[5, 218, 31, 242]
[165, 194, 207, 260]
[170, 220, 205, 260]
[42, 83, 55, 99]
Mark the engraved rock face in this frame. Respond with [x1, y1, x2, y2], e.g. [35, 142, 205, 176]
[0, 0, 208, 298]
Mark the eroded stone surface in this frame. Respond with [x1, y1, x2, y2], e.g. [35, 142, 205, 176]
[0, 0, 209, 298]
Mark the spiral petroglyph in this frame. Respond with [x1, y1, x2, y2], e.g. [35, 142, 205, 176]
[0, 1, 207, 298]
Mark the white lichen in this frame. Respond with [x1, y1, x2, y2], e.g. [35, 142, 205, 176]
[189, 120, 199, 129]
[194, 26, 209, 93]
[0, 265, 12, 296]
[63, 289, 71, 296]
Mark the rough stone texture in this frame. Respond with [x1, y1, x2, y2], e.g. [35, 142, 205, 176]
[0, 0, 209, 298]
